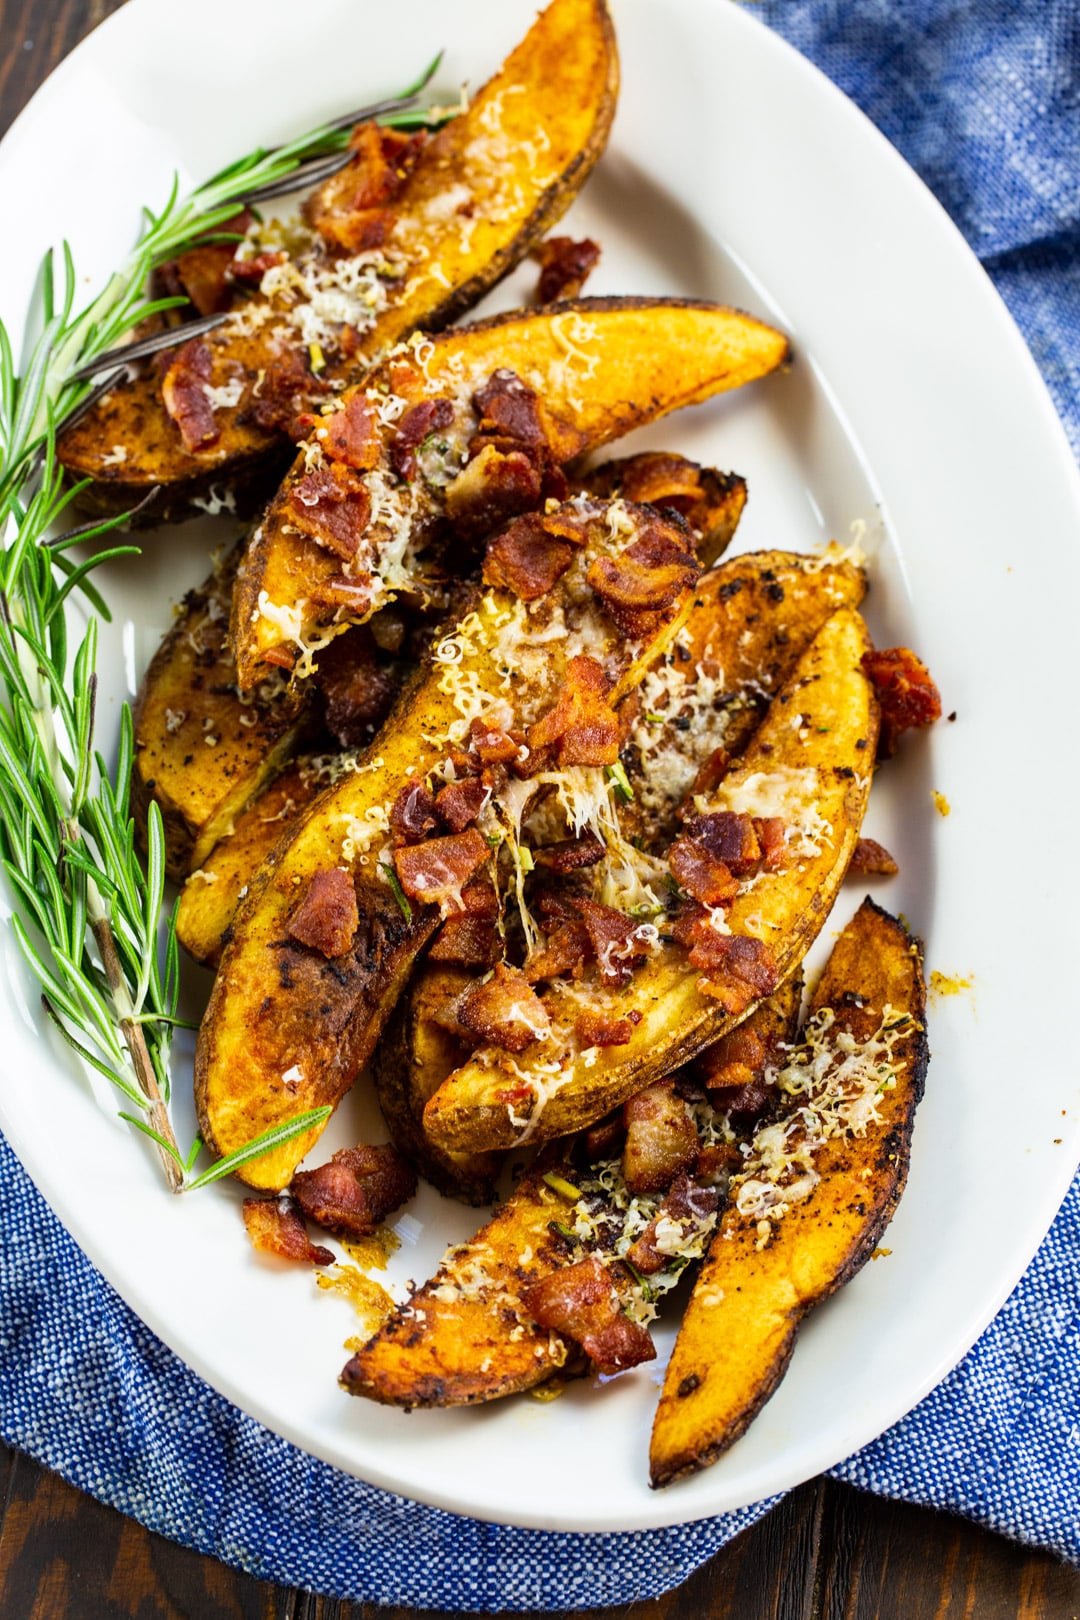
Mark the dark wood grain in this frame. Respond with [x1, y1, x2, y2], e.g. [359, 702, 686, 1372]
[2, 0, 1080, 1617]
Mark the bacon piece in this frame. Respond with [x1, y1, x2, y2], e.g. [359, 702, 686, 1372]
[622, 1080, 700, 1195]
[587, 518, 700, 634]
[692, 932, 780, 1015]
[574, 897, 652, 987]
[523, 917, 590, 983]
[226, 248, 285, 286]
[291, 1143, 417, 1239]
[688, 745, 731, 802]
[541, 506, 594, 546]
[434, 775, 490, 833]
[242, 1198, 333, 1266]
[668, 836, 739, 907]
[154, 209, 253, 315]
[250, 350, 317, 435]
[457, 962, 551, 1052]
[317, 393, 380, 471]
[445, 443, 543, 539]
[699, 1026, 776, 1123]
[285, 460, 372, 560]
[528, 656, 621, 767]
[754, 816, 787, 872]
[473, 369, 549, 449]
[307, 122, 424, 252]
[390, 779, 439, 846]
[392, 827, 490, 912]
[533, 830, 605, 873]
[390, 399, 454, 481]
[575, 1007, 641, 1048]
[534, 236, 601, 303]
[429, 879, 500, 967]
[521, 1257, 655, 1373]
[848, 836, 899, 877]
[286, 867, 359, 958]
[161, 339, 219, 452]
[861, 646, 942, 757]
[625, 1172, 720, 1274]
[316, 627, 397, 748]
[469, 718, 520, 766]
[683, 811, 762, 877]
[483, 512, 575, 600]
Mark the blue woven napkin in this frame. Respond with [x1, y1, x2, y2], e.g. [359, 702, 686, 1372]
[2, 0, 1078, 1607]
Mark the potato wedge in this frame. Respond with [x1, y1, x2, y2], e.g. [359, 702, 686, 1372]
[196, 499, 704, 1188]
[373, 963, 501, 1206]
[649, 897, 927, 1486]
[422, 605, 879, 1154]
[232, 296, 790, 686]
[340, 1169, 572, 1406]
[622, 547, 866, 847]
[133, 545, 311, 881]
[58, 0, 620, 522]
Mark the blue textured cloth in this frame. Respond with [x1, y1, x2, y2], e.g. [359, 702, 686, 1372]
[2, 0, 1079, 1608]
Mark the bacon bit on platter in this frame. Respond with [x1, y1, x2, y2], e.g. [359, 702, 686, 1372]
[534, 235, 601, 303]
[242, 1197, 333, 1267]
[291, 1144, 417, 1238]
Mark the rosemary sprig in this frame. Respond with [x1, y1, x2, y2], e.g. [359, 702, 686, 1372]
[0, 60, 448, 1190]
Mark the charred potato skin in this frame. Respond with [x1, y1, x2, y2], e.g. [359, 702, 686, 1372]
[57, 0, 619, 523]
[133, 547, 311, 881]
[648, 898, 928, 1488]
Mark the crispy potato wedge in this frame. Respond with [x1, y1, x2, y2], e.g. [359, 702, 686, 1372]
[650, 897, 928, 1486]
[422, 606, 879, 1154]
[133, 546, 311, 881]
[577, 453, 747, 569]
[233, 297, 790, 686]
[58, 0, 619, 522]
[196, 499, 703, 1188]
[622, 547, 866, 847]
[373, 963, 501, 1206]
[340, 1169, 572, 1406]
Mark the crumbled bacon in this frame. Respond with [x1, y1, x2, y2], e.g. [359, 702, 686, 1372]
[533, 830, 605, 873]
[429, 879, 500, 967]
[625, 1172, 719, 1274]
[587, 517, 700, 635]
[285, 460, 372, 560]
[848, 837, 899, 876]
[575, 1007, 641, 1048]
[390, 399, 454, 481]
[434, 775, 490, 833]
[574, 897, 653, 987]
[668, 835, 739, 907]
[286, 867, 359, 958]
[306, 121, 424, 253]
[534, 236, 601, 303]
[689, 930, 780, 1014]
[392, 826, 490, 912]
[469, 718, 520, 766]
[316, 627, 397, 747]
[390, 779, 439, 846]
[483, 512, 574, 600]
[861, 646, 942, 757]
[445, 443, 542, 539]
[155, 210, 253, 315]
[521, 1257, 655, 1373]
[754, 816, 787, 872]
[457, 962, 551, 1052]
[523, 916, 590, 983]
[226, 249, 285, 286]
[317, 393, 381, 470]
[291, 1143, 417, 1238]
[621, 1080, 700, 1195]
[473, 369, 550, 449]
[683, 811, 762, 877]
[698, 1026, 776, 1123]
[250, 351, 316, 435]
[161, 339, 219, 452]
[528, 656, 621, 767]
[242, 1197, 333, 1266]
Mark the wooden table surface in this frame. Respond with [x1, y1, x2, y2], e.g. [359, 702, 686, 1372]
[1, 1, 1078, 1615]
